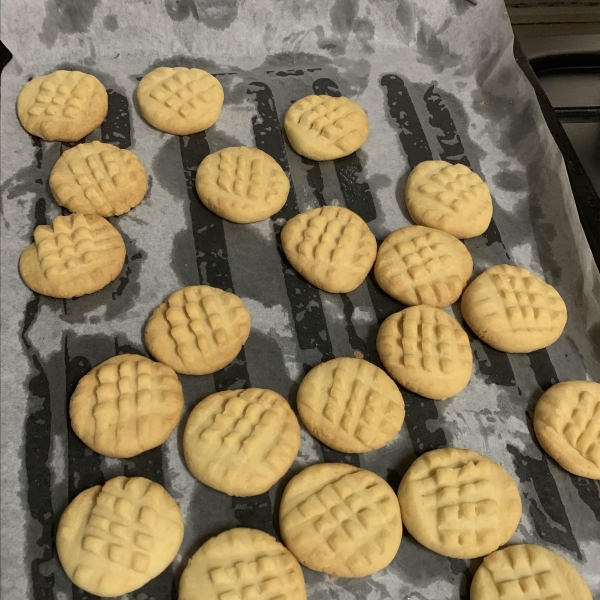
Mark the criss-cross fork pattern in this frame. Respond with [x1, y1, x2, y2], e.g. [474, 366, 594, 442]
[27, 71, 96, 119]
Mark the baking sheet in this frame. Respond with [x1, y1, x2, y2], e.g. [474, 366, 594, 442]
[1, 1, 600, 599]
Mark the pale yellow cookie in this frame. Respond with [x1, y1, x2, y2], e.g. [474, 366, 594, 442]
[297, 357, 405, 453]
[461, 264, 567, 353]
[284, 95, 369, 161]
[398, 448, 522, 559]
[534, 381, 600, 479]
[19, 213, 126, 298]
[376, 305, 472, 400]
[70, 354, 184, 459]
[405, 160, 493, 239]
[375, 225, 473, 307]
[279, 463, 402, 578]
[56, 476, 184, 597]
[471, 544, 593, 600]
[137, 67, 224, 135]
[281, 206, 377, 293]
[144, 285, 251, 375]
[17, 70, 108, 142]
[183, 388, 300, 496]
[49, 141, 147, 217]
[179, 528, 306, 600]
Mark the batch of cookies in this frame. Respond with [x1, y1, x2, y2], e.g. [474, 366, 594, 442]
[16, 67, 597, 599]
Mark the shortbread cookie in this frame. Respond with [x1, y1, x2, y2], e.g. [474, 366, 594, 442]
[56, 476, 184, 597]
[284, 95, 369, 161]
[19, 213, 126, 298]
[398, 448, 521, 559]
[375, 225, 473, 307]
[70, 354, 184, 459]
[534, 381, 600, 479]
[279, 463, 402, 578]
[461, 264, 567, 353]
[281, 206, 377, 293]
[179, 528, 306, 600]
[196, 146, 289, 223]
[184, 388, 300, 496]
[17, 70, 108, 141]
[376, 305, 472, 400]
[471, 544, 592, 600]
[137, 67, 224, 135]
[297, 357, 405, 453]
[144, 285, 251, 375]
[49, 142, 148, 217]
[405, 161, 493, 239]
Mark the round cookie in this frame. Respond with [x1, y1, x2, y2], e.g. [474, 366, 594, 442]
[405, 160, 493, 239]
[183, 388, 300, 496]
[50, 141, 148, 217]
[19, 213, 126, 298]
[398, 448, 522, 559]
[144, 285, 251, 375]
[376, 305, 472, 400]
[17, 70, 108, 142]
[284, 95, 369, 161]
[179, 528, 306, 600]
[279, 463, 402, 578]
[137, 66, 224, 135]
[196, 146, 289, 223]
[461, 264, 567, 353]
[281, 205, 377, 293]
[375, 225, 473, 307]
[471, 544, 592, 600]
[70, 354, 184, 459]
[56, 476, 184, 597]
[534, 381, 600, 479]
[297, 357, 405, 453]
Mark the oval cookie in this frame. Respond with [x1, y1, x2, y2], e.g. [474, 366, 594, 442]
[183, 388, 300, 496]
[179, 528, 306, 600]
[144, 285, 251, 375]
[376, 305, 472, 400]
[56, 476, 184, 597]
[17, 70, 108, 141]
[534, 381, 600, 479]
[19, 213, 126, 298]
[461, 264, 567, 353]
[196, 146, 289, 223]
[398, 448, 522, 559]
[405, 160, 492, 239]
[279, 463, 402, 578]
[281, 206, 377, 293]
[297, 357, 405, 453]
[375, 225, 473, 307]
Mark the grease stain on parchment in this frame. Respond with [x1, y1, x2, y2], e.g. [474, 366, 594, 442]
[39, 0, 100, 48]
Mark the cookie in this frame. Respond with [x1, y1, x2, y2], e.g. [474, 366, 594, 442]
[375, 225, 473, 307]
[70, 354, 184, 459]
[179, 528, 306, 600]
[144, 285, 251, 375]
[297, 357, 405, 453]
[279, 463, 402, 578]
[405, 160, 493, 239]
[398, 448, 521, 559]
[137, 67, 224, 135]
[17, 70, 108, 142]
[461, 264, 567, 353]
[376, 305, 472, 400]
[183, 388, 300, 496]
[281, 206, 377, 293]
[19, 213, 126, 298]
[56, 476, 184, 597]
[471, 544, 592, 600]
[49, 141, 147, 217]
[284, 95, 369, 161]
[533, 381, 600, 479]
